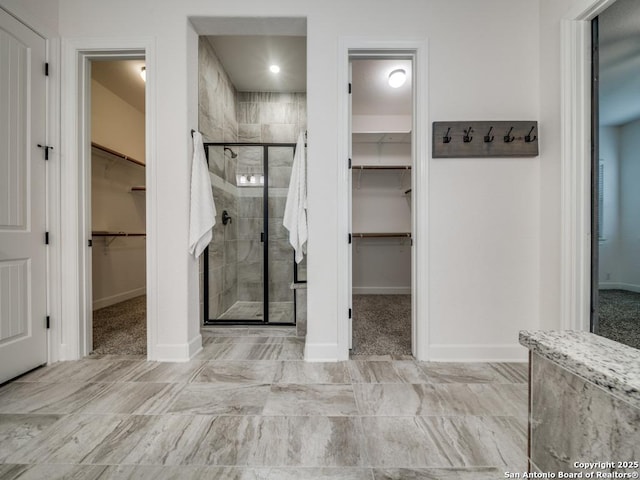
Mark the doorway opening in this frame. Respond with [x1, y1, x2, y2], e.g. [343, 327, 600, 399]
[88, 58, 147, 355]
[349, 55, 414, 357]
[197, 30, 307, 333]
[591, 0, 640, 350]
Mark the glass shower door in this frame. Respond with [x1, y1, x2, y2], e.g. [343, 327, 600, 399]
[203, 143, 297, 325]
[207, 145, 265, 322]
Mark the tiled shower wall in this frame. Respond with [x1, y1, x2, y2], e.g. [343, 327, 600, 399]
[199, 36, 307, 321]
[198, 37, 239, 319]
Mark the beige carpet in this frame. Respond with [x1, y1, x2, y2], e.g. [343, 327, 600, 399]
[351, 294, 411, 356]
[92, 295, 146, 355]
[598, 289, 640, 350]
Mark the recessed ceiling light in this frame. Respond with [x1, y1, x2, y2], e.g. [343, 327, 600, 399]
[388, 69, 406, 88]
[269, 64, 281, 74]
[140, 66, 146, 82]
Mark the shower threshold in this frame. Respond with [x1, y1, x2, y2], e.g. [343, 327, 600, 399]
[206, 301, 295, 326]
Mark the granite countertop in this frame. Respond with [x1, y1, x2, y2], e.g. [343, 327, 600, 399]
[519, 330, 640, 409]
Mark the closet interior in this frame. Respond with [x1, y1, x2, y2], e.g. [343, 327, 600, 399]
[350, 57, 413, 356]
[90, 59, 147, 355]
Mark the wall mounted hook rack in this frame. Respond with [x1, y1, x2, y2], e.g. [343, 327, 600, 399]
[433, 121, 538, 158]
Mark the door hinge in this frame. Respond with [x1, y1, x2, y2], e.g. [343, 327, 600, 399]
[348, 83, 352, 94]
[348, 158, 352, 169]
[348, 308, 352, 319]
[46, 316, 50, 329]
[45, 232, 49, 245]
[88, 239, 93, 247]
[348, 233, 352, 244]
[37, 144, 53, 160]
[45, 63, 49, 76]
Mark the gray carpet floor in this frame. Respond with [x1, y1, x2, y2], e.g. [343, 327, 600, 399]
[598, 289, 640, 350]
[92, 295, 147, 355]
[351, 294, 411, 356]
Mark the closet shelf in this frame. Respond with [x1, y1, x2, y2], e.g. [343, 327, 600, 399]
[352, 132, 411, 144]
[352, 165, 411, 170]
[353, 232, 411, 238]
[92, 142, 145, 167]
[92, 231, 146, 237]
[354, 165, 411, 189]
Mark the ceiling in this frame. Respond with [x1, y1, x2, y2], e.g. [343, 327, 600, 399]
[599, 0, 640, 126]
[204, 36, 411, 116]
[91, 59, 145, 113]
[351, 59, 412, 116]
[205, 36, 306, 92]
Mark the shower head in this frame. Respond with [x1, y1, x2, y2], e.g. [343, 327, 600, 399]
[224, 147, 238, 159]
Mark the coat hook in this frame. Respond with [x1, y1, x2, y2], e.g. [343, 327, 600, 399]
[463, 126, 473, 143]
[525, 126, 537, 143]
[443, 127, 451, 144]
[504, 126, 515, 143]
[484, 126, 494, 143]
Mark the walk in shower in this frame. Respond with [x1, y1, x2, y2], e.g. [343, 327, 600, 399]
[203, 142, 300, 325]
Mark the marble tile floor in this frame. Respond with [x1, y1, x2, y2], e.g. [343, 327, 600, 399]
[0, 329, 529, 480]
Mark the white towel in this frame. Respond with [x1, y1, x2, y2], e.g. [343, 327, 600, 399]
[188, 131, 217, 258]
[283, 131, 308, 263]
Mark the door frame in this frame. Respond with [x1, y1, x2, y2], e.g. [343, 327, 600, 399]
[560, 0, 617, 331]
[337, 38, 429, 361]
[60, 37, 156, 360]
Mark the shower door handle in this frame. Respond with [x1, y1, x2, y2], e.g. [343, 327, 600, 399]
[260, 232, 264, 243]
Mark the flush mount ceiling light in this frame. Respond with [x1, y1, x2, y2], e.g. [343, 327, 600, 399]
[140, 66, 146, 82]
[269, 64, 280, 74]
[388, 68, 406, 88]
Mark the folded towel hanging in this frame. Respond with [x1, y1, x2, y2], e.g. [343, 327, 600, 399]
[283, 131, 308, 263]
[188, 131, 217, 258]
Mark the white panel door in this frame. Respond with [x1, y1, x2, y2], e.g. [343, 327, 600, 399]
[0, 8, 47, 383]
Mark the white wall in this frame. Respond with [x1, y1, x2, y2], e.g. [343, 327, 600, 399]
[0, 0, 58, 36]
[92, 79, 145, 163]
[598, 126, 620, 287]
[618, 118, 640, 289]
[3, 0, 577, 361]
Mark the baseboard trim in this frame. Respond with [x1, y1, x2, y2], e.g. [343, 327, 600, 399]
[428, 343, 528, 362]
[598, 282, 640, 293]
[352, 287, 411, 295]
[304, 342, 343, 362]
[154, 334, 202, 362]
[93, 287, 146, 310]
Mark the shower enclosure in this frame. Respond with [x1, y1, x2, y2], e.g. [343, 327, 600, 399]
[203, 141, 299, 325]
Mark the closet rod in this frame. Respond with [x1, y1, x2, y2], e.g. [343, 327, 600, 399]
[91, 142, 145, 167]
[353, 232, 411, 238]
